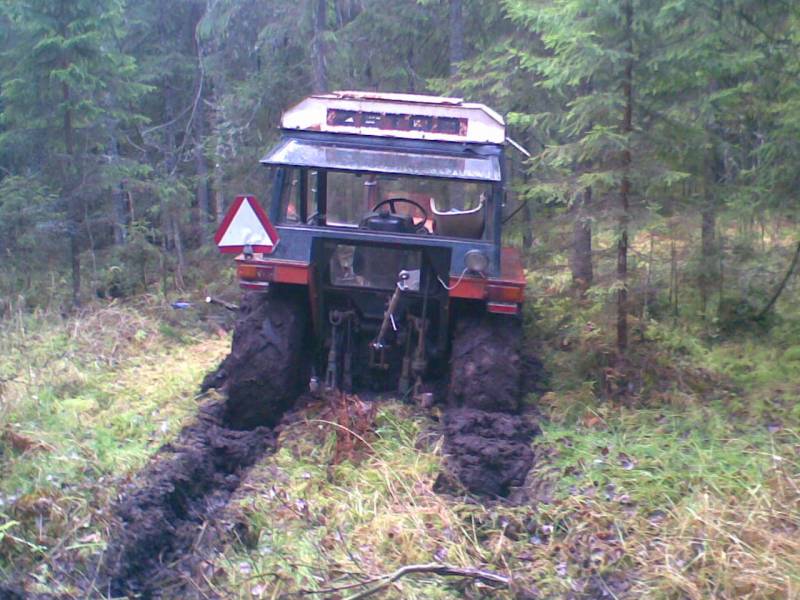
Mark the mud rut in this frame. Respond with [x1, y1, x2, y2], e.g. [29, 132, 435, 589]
[93, 300, 542, 597]
[99, 400, 277, 597]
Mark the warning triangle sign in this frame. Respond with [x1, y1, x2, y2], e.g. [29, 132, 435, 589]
[214, 196, 280, 254]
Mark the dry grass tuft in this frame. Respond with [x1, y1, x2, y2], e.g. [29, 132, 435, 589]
[638, 468, 800, 599]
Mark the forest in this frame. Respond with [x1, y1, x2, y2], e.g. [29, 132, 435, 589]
[0, 0, 799, 598]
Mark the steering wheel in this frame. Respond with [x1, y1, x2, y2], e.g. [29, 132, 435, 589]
[373, 197, 429, 233]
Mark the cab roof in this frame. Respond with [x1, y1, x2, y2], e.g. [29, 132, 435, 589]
[280, 91, 506, 145]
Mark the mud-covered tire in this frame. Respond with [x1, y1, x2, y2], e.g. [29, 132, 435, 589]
[204, 289, 308, 429]
[447, 313, 522, 413]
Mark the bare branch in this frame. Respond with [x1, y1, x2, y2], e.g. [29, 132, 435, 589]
[296, 562, 509, 599]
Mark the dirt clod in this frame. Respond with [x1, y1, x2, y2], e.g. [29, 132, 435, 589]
[436, 409, 539, 497]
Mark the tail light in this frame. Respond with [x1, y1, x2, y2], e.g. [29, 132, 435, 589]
[237, 263, 274, 282]
[487, 284, 524, 304]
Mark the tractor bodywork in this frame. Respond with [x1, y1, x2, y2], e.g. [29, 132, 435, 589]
[225, 91, 525, 398]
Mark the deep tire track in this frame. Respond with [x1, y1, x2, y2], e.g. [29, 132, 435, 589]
[100, 400, 275, 598]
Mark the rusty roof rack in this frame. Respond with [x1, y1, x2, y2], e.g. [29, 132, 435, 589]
[281, 91, 506, 145]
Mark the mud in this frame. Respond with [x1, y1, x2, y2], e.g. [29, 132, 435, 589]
[201, 291, 308, 430]
[100, 400, 275, 598]
[439, 313, 541, 498]
[447, 314, 523, 413]
[435, 408, 540, 497]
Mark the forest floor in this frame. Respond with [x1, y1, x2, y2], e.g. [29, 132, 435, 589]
[0, 285, 798, 599]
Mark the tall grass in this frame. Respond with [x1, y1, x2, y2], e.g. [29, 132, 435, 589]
[0, 300, 229, 590]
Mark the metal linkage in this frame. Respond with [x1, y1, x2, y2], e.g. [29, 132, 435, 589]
[325, 309, 356, 392]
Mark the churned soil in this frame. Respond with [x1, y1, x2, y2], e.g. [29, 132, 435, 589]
[435, 408, 540, 497]
[100, 292, 310, 597]
[100, 400, 275, 597]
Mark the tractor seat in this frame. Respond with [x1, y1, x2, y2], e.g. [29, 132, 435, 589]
[431, 197, 485, 239]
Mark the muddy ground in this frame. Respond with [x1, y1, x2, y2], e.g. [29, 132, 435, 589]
[100, 400, 275, 598]
[1, 299, 544, 598]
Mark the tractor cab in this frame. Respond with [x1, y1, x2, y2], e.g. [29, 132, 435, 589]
[222, 91, 525, 398]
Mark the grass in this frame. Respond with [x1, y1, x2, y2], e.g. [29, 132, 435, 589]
[0, 298, 230, 586]
[1, 283, 798, 598]
[210, 404, 496, 599]
[204, 266, 800, 598]
[207, 395, 798, 598]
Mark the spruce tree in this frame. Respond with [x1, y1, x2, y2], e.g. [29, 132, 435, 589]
[1, 0, 146, 305]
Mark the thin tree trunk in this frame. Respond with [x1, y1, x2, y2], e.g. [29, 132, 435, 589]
[63, 79, 81, 307]
[205, 68, 226, 225]
[617, 0, 633, 354]
[718, 226, 724, 309]
[311, 0, 328, 93]
[84, 201, 98, 291]
[194, 102, 210, 227]
[172, 213, 186, 290]
[700, 74, 722, 319]
[109, 131, 127, 245]
[449, 0, 464, 77]
[570, 187, 593, 292]
[700, 200, 716, 317]
[522, 199, 533, 251]
[113, 181, 128, 245]
[671, 235, 679, 318]
[192, 2, 210, 239]
[643, 232, 654, 319]
[757, 241, 800, 320]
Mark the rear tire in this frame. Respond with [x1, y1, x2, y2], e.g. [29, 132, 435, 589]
[447, 312, 522, 412]
[205, 289, 308, 429]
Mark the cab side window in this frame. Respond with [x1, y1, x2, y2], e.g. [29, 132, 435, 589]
[279, 168, 313, 223]
[279, 168, 300, 222]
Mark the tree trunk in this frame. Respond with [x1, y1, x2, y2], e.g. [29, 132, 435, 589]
[172, 213, 186, 290]
[311, 0, 328, 93]
[113, 181, 128, 245]
[192, 1, 210, 238]
[617, 0, 633, 355]
[63, 80, 81, 307]
[194, 98, 211, 238]
[108, 130, 127, 246]
[449, 0, 465, 77]
[700, 198, 717, 317]
[522, 199, 533, 251]
[570, 187, 593, 292]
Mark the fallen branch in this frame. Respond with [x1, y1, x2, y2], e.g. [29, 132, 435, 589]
[298, 563, 509, 599]
[205, 296, 239, 312]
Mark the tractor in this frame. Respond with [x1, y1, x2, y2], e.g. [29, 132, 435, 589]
[208, 91, 526, 429]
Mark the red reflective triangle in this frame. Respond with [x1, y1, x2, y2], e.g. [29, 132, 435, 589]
[214, 196, 280, 254]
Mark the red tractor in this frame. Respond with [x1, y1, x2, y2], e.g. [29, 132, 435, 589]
[207, 91, 527, 432]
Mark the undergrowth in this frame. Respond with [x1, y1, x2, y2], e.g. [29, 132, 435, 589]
[0, 272, 798, 598]
[0, 298, 230, 586]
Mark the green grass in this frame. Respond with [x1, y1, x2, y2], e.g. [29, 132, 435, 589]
[211, 404, 482, 599]
[203, 277, 800, 598]
[1, 288, 798, 598]
[0, 301, 229, 585]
